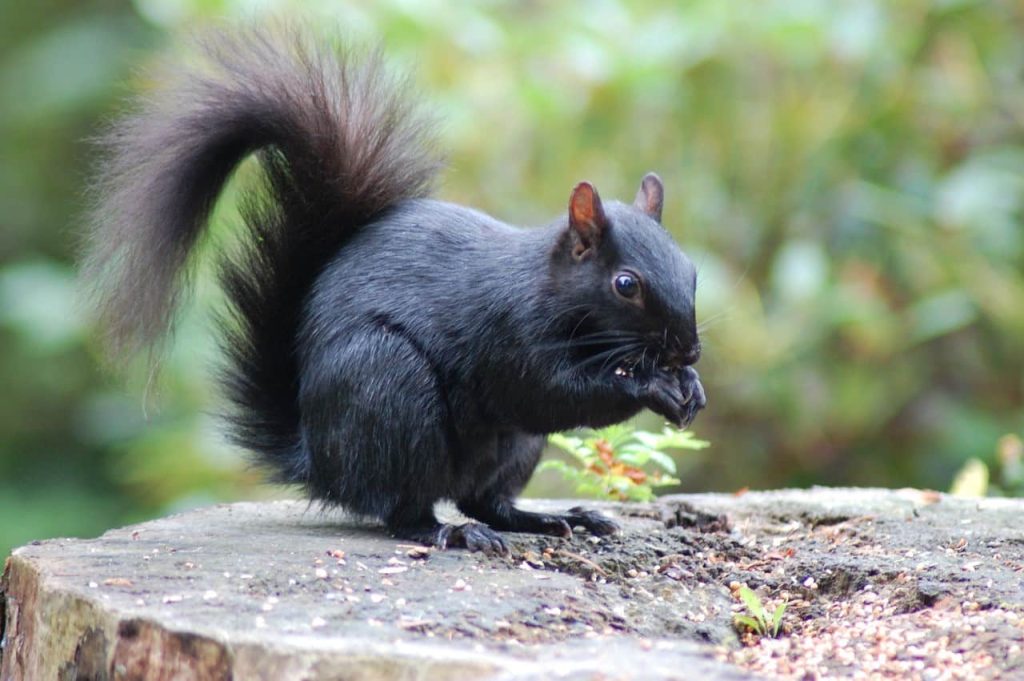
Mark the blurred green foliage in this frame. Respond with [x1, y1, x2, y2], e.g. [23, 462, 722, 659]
[950, 434, 1024, 497]
[1, 0, 1022, 559]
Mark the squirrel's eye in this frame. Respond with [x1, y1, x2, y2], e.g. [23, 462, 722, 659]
[613, 272, 640, 300]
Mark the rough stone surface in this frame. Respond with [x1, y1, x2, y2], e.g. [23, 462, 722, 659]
[2, 488, 1022, 680]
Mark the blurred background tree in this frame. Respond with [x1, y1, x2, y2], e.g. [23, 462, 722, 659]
[1, 0, 1022, 558]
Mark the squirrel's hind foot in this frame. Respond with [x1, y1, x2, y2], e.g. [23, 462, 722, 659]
[392, 521, 510, 556]
[439, 522, 510, 555]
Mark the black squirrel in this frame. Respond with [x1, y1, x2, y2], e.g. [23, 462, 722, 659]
[83, 27, 706, 554]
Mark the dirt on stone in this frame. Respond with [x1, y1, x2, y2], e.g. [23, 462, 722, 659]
[498, 491, 1024, 679]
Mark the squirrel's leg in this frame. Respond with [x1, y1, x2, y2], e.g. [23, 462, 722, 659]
[458, 497, 620, 538]
[457, 432, 620, 538]
[303, 327, 499, 553]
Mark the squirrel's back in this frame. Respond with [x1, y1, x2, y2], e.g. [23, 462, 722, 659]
[82, 25, 442, 484]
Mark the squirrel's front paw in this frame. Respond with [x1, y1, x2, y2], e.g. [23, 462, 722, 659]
[642, 366, 706, 428]
[641, 372, 686, 425]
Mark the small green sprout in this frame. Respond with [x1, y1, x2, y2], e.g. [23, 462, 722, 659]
[733, 584, 786, 638]
[540, 423, 709, 502]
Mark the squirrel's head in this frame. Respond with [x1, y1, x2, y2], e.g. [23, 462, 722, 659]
[552, 173, 700, 376]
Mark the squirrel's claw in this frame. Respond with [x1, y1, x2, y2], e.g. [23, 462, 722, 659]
[675, 367, 707, 428]
[565, 507, 620, 536]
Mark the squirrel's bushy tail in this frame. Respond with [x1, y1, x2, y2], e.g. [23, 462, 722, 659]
[83, 25, 440, 481]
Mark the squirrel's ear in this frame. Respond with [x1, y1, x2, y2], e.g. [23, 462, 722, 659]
[568, 181, 608, 260]
[633, 172, 664, 222]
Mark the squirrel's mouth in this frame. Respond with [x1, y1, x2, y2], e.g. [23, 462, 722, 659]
[613, 363, 636, 378]
[611, 341, 700, 379]
[611, 352, 665, 379]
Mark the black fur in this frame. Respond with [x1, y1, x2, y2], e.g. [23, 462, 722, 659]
[83, 26, 706, 553]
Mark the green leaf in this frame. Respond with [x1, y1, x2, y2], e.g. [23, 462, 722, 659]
[597, 424, 632, 448]
[772, 602, 787, 637]
[657, 428, 711, 450]
[631, 431, 663, 448]
[733, 615, 763, 634]
[624, 484, 655, 502]
[547, 433, 581, 455]
[644, 449, 678, 475]
[537, 460, 572, 474]
[738, 586, 766, 620]
[576, 480, 609, 498]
